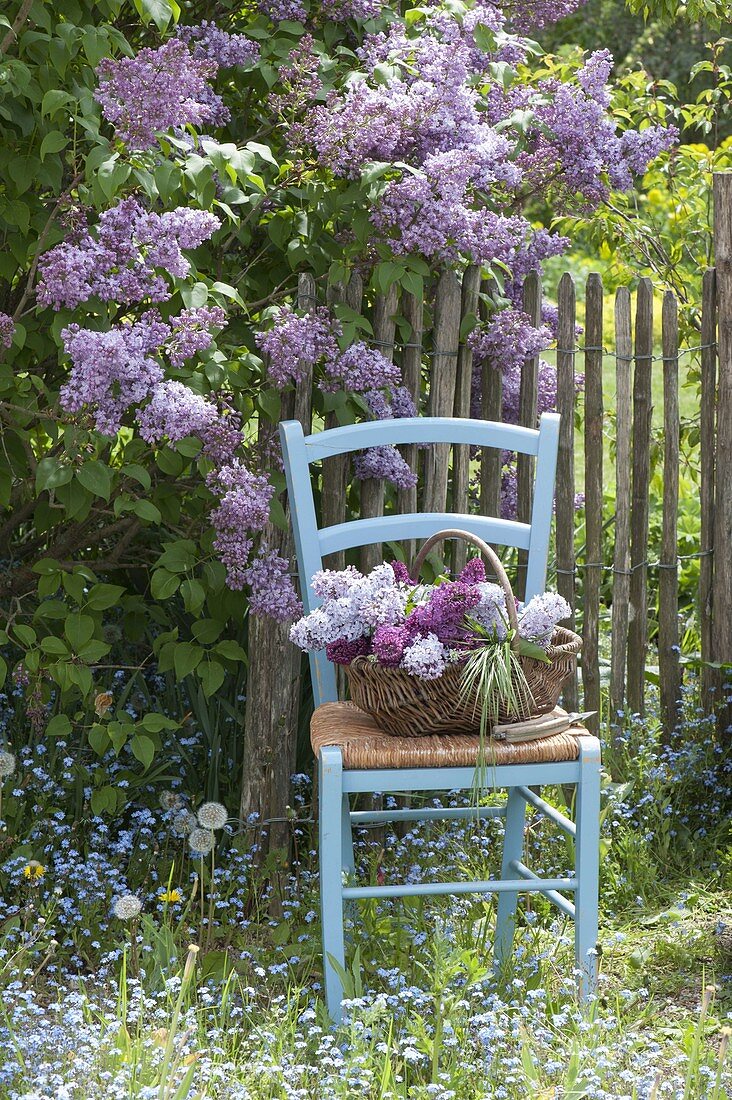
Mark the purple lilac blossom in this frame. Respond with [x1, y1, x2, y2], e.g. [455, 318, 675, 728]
[468, 309, 551, 375]
[407, 580, 480, 644]
[353, 445, 418, 489]
[166, 306, 227, 367]
[260, 0, 308, 21]
[0, 312, 14, 348]
[243, 548, 302, 621]
[390, 560, 412, 585]
[400, 632, 448, 680]
[37, 198, 220, 311]
[256, 306, 341, 388]
[320, 0, 382, 19]
[269, 35, 322, 122]
[206, 462, 274, 589]
[136, 380, 241, 464]
[327, 343, 402, 392]
[175, 22, 259, 67]
[326, 636, 372, 664]
[96, 39, 227, 150]
[505, 0, 587, 30]
[60, 312, 169, 435]
[517, 592, 571, 646]
[459, 557, 486, 585]
[371, 624, 411, 667]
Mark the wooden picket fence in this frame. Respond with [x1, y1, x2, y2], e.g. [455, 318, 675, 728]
[240, 170, 732, 838]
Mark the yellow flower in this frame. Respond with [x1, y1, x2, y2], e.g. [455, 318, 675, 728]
[158, 888, 182, 904]
[23, 861, 45, 881]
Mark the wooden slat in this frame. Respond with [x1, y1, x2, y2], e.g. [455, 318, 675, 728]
[627, 277, 654, 717]
[610, 287, 633, 724]
[659, 290, 681, 741]
[480, 281, 503, 520]
[582, 273, 604, 733]
[700, 268, 717, 707]
[360, 284, 398, 573]
[713, 172, 732, 741]
[397, 290, 423, 567]
[555, 272, 578, 711]
[452, 265, 481, 574]
[516, 270, 541, 597]
[322, 274, 363, 569]
[424, 269, 462, 519]
[240, 273, 315, 857]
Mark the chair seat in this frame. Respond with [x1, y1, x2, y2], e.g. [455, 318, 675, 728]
[311, 701, 584, 770]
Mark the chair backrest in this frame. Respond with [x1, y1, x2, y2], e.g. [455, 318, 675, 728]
[280, 414, 560, 707]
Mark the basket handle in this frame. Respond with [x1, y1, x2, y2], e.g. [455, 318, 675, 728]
[410, 528, 520, 643]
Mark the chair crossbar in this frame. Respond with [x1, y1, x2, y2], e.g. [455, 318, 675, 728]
[342, 876, 578, 901]
[509, 859, 576, 919]
[318, 512, 531, 557]
[301, 417, 545, 461]
[516, 786, 577, 837]
[350, 805, 505, 826]
[342, 761, 581, 793]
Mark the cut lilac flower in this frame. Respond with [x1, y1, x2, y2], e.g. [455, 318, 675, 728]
[325, 636, 372, 664]
[400, 632, 448, 680]
[518, 592, 571, 646]
[372, 624, 411, 667]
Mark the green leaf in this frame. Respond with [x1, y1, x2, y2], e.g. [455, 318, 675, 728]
[192, 619, 224, 644]
[133, 499, 162, 524]
[40, 635, 70, 656]
[77, 460, 112, 501]
[198, 659, 225, 697]
[140, 712, 178, 733]
[77, 639, 111, 663]
[180, 578, 206, 615]
[91, 786, 117, 816]
[13, 624, 37, 647]
[47, 714, 73, 738]
[0, 655, 6, 688]
[36, 457, 73, 493]
[517, 638, 551, 664]
[151, 569, 181, 600]
[89, 724, 111, 756]
[132, 0, 176, 30]
[41, 90, 74, 118]
[64, 613, 95, 650]
[66, 663, 93, 696]
[158, 540, 197, 574]
[174, 642, 204, 680]
[39, 130, 68, 161]
[130, 733, 156, 770]
[215, 640, 247, 662]
[86, 583, 126, 610]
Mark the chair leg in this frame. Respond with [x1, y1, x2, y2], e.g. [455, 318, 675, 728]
[575, 737, 601, 1002]
[319, 746, 347, 1023]
[494, 787, 527, 973]
[341, 794, 355, 875]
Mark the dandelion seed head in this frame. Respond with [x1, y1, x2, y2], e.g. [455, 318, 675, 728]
[197, 801, 228, 830]
[189, 827, 216, 855]
[0, 749, 16, 777]
[113, 894, 142, 920]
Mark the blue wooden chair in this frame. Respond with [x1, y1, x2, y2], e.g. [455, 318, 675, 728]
[280, 413, 601, 1023]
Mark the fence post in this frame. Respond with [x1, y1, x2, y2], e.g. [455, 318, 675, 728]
[700, 269, 717, 709]
[610, 287, 633, 726]
[712, 170, 732, 742]
[627, 277, 654, 717]
[452, 265, 481, 574]
[582, 273, 604, 734]
[517, 270, 541, 597]
[659, 290, 681, 741]
[480, 281, 503, 520]
[322, 274, 363, 570]
[360, 284, 398, 573]
[555, 272, 578, 711]
[240, 273, 315, 861]
[398, 290, 423, 567]
[424, 269, 462, 516]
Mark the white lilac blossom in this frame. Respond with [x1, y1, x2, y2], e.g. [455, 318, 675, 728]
[517, 592, 571, 647]
[189, 827, 216, 855]
[112, 894, 142, 920]
[197, 802, 228, 830]
[472, 582, 509, 639]
[400, 632, 448, 680]
[0, 750, 16, 777]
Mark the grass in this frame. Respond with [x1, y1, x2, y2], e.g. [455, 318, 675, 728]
[0, 680, 730, 1098]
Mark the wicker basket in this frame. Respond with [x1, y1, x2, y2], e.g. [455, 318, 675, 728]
[346, 529, 582, 738]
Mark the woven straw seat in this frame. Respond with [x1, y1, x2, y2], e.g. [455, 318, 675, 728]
[311, 701, 584, 770]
